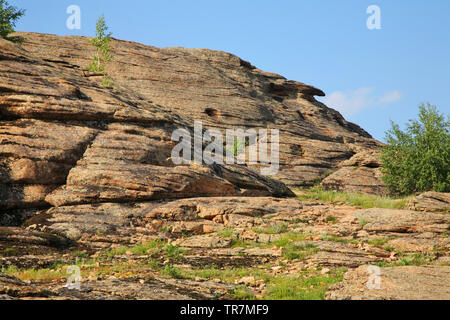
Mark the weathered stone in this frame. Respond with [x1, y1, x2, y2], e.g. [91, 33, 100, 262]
[352, 208, 450, 234]
[406, 192, 450, 213]
[243, 247, 282, 257]
[0, 272, 234, 300]
[146, 196, 302, 221]
[0, 226, 73, 248]
[321, 150, 386, 195]
[44, 164, 239, 207]
[0, 226, 74, 269]
[386, 237, 449, 253]
[299, 241, 384, 267]
[325, 266, 450, 300]
[22, 202, 160, 246]
[171, 220, 224, 234]
[174, 234, 231, 248]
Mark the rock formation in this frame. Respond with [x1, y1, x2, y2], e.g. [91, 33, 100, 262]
[0, 33, 448, 301]
[1, 32, 383, 223]
[321, 150, 386, 195]
[406, 192, 450, 213]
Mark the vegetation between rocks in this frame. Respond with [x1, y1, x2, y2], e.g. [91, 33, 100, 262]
[87, 15, 114, 87]
[1, 239, 345, 300]
[296, 186, 409, 209]
[375, 253, 437, 267]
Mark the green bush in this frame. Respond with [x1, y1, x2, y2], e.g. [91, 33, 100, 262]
[0, 0, 25, 42]
[381, 103, 449, 196]
[87, 15, 113, 87]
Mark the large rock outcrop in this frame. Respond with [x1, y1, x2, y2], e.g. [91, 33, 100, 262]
[0, 32, 383, 226]
[1, 32, 449, 302]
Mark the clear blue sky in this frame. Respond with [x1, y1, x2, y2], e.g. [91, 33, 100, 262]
[12, 0, 450, 141]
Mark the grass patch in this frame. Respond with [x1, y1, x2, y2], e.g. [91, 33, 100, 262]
[100, 75, 114, 87]
[396, 253, 435, 266]
[2, 239, 189, 283]
[254, 223, 288, 235]
[228, 230, 308, 249]
[3, 247, 17, 256]
[272, 232, 308, 247]
[218, 228, 238, 238]
[320, 234, 358, 245]
[282, 243, 318, 260]
[296, 186, 410, 209]
[1, 262, 71, 282]
[3, 245, 346, 301]
[324, 216, 338, 224]
[160, 264, 187, 279]
[70, 250, 90, 259]
[367, 238, 389, 247]
[104, 240, 185, 260]
[263, 269, 345, 300]
[165, 244, 186, 260]
[375, 253, 435, 267]
[232, 286, 256, 300]
[187, 266, 271, 284]
[230, 238, 260, 248]
[290, 218, 309, 224]
[186, 265, 346, 300]
[359, 218, 368, 226]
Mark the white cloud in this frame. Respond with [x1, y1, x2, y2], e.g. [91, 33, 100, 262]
[321, 87, 375, 117]
[379, 90, 403, 103]
[320, 87, 403, 117]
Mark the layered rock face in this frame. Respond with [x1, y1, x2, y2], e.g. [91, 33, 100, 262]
[0, 32, 383, 223]
[406, 192, 450, 213]
[321, 150, 385, 195]
[1, 33, 448, 301]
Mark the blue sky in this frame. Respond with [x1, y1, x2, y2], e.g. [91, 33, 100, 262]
[12, 0, 450, 141]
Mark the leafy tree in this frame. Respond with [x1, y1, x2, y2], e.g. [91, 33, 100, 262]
[381, 103, 449, 196]
[0, 0, 25, 42]
[87, 15, 113, 86]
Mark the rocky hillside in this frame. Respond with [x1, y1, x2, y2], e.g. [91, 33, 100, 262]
[1, 33, 448, 300]
[1, 32, 384, 219]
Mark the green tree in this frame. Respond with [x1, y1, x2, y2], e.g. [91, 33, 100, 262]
[381, 103, 450, 196]
[87, 15, 113, 86]
[0, 0, 25, 42]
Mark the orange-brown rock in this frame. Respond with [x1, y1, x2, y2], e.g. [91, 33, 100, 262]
[406, 192, 450, 213]
[325, 265, 450, 300]
[1, 32, 383, 217]
[0, 31, 389, 240]
[2, 33, 449, 302]
[321, 150, 386, 195]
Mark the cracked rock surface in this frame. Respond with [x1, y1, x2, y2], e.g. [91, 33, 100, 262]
[0, 33, 448, 300]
